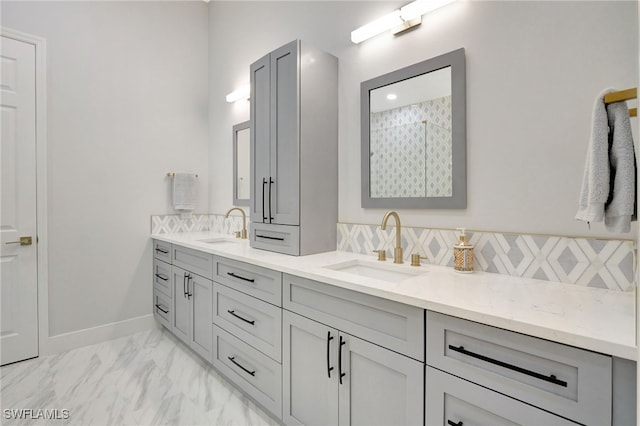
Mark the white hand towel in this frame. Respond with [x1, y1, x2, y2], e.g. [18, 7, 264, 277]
[603, 100, 637, 233]
[173, 173, 197, 211]
[576, 89, 614, 224]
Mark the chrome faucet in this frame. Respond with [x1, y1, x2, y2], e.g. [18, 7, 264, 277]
[380, 210, 403, 264]
[225, 207, 248, 239]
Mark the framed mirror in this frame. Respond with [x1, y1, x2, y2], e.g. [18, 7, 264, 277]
[233, 120, 250, 206]
[361, 48, 466, 209]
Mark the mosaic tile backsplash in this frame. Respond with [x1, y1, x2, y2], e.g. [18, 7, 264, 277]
[151, 215, 636, 292]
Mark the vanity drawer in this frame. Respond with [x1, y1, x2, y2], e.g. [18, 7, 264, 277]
[153, 259, 172, 299]
[426, 366, 578, 426]
[214, 256, 282, 306]
[426, 311, 612, 425]
[283, 273, 424, 361]
[153, 291, 172, 329]
[172, 245, 213, 279]
[153, 240, 172, 263]
[213, 283, 282, 362]
[250, 222, 300, 256]
[213, 325, 282, 420]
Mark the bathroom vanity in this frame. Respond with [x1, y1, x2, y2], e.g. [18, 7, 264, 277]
[151, 232, 636, 425]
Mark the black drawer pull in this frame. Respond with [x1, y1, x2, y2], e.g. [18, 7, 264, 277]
[255, 234, 285, 241]
[155, 304, 169, 314]
[228, 356, 256, 376]
[155, 273, 168, 281]
[227, 310, 255, 325]
[155, 247, 169, 254]
[447, 421, 463, 426]
[327, 331, 334, 378]
[448, 345, 568, 387]
[227, 272, 255, 283]
[262, 178, 268, 222]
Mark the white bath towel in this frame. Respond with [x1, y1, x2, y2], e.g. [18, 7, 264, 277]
[576, 88, 613, 224]
[603, 100, 637, 232]
[576, 89, 637, 232]
[172, 172, 197, 211]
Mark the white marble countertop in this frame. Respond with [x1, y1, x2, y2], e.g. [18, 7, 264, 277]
[152, 231, 637, 361]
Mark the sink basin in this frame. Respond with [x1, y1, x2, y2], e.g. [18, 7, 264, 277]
[198, 237, 239, 244]
[323, 259, 425, 282]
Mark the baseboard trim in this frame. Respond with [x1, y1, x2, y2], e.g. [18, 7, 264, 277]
[42, 314, 155, 355]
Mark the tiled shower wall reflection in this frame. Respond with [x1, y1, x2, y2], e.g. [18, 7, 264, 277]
[150, 215, 635, 292]
[338, 223, 635, 292]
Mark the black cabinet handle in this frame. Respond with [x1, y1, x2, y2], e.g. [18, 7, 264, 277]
[155, 273, 168, 281]
[183, 273, 188, 298]
[338, 335, 346, 385]
[155, 304, 169, 314]
[268, 178, 274, 223]
[327, 331, 334, 378]
[227, 310, 255, 325]
[228, 356, 256, 377]
[447, 421, 463, 426]
[155, 247, 169, 254]
[262, 178, 267, 222]
[187, 275, 193, 299]
[255, 234, 285, 241]
[448, 345, 568, 387]
[227, 272, 255, 283]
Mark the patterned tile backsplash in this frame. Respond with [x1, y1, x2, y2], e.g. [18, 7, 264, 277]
[150, 215, 636, 292]
[337, 223, 635, 292]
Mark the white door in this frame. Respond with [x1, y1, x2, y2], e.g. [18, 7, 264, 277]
[1, 35, 38, 365]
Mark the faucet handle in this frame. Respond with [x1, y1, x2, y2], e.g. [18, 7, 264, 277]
[373, 250, 387, 261]
[235, 231, 242, 239]
[410, 253, 428, 267]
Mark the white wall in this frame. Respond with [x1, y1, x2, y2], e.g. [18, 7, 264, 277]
[2, 1, 209, 339]
[208, 1, 638, 239]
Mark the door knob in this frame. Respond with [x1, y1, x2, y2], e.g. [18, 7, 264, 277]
[5, 236, 33, 246]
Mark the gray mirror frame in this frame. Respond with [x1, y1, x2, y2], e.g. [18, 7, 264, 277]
[361, 48, 466, 209]
[233, 120, 251, 207]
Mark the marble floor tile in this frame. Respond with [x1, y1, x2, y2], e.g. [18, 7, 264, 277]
[0, 327, 279, 426]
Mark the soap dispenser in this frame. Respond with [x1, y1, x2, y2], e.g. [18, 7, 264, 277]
[453, 228, 474, 273]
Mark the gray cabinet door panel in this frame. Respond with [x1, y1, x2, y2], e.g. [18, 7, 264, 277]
[426, 366, 578, 426]
[283, 310, 338, 426]
[426, 311, 611, 425]
[250, 52, 271, 223]
[214, 283, 282, 362]
[213, 325, 282, 420]
[172, 266, 191, 345]
[190, 274, 212, 361]
[283, 273, 424, 361]
[270, 40, 299, 226]
[339, 333, 424, 426]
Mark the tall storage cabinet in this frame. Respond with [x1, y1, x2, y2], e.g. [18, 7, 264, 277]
[250, 40, 338, 256]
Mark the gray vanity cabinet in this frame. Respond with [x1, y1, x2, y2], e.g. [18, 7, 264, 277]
[283, 310, 423, 426]
[249, 39, 338, 256]
[171, 265, 213, 361]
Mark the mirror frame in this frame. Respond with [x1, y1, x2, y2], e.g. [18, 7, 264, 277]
[361, 48, 466, 209]
[233, 120, 251, 207]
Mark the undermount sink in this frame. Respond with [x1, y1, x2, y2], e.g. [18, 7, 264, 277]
[323, 259, 426, 282]
[198, 237, 239, 244]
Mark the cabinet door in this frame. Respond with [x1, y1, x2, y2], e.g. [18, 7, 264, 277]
[190, 274, 212, 360]
[338, 333, 424, 426]
[172, 266, 191, 345]
[269, 41, 299, 226]
[283, 310, 338, 426]
[250, 52, 271, 223]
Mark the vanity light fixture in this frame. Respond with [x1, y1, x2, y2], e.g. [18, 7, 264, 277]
[226, 84, 250, 103]
[351, 0, 457, 44]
